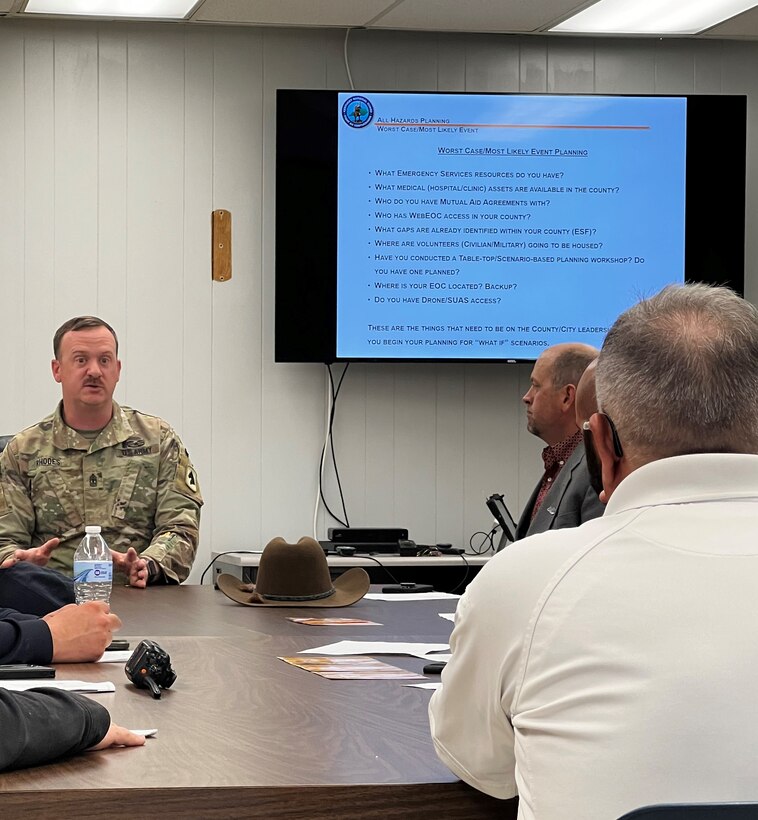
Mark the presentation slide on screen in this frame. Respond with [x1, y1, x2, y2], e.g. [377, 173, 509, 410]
[336, 92, 687, 359]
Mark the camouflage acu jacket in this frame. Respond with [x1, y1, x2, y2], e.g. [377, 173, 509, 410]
[0, 402, 203, 583]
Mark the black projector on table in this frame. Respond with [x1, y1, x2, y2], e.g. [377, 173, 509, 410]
[327, 527, 408, 554]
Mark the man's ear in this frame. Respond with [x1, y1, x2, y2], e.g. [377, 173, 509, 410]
[561, 383, 576, 412]
[588, 412, 622, 503]
[51, 359, 62, 384]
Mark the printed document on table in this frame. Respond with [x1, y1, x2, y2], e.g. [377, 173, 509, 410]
[96, 650, 132, 663]
[299, 640, 449, 657]
[410, 652, 451, 662]
[0, 680, 115, 693]
[280, 655, 426, 681]
[365, 592, 460, 601]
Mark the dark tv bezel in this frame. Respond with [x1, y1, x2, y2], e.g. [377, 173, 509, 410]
[275, 89, 746, 364]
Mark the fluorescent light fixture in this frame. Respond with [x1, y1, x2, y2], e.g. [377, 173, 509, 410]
[24, 0, 196, 18]
[552, 0, 758, 34]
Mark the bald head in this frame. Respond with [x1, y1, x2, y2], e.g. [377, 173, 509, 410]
[575, 359, 598, 428]
[596, 283, 758, 462]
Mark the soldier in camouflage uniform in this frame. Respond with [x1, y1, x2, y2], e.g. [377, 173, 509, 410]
[0, 316, 202, 586]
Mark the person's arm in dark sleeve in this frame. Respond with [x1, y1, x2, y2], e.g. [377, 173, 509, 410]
[0, 608, 38, 621]
[0, 688, 110, 772]
[580, 482, 605, 525]
[0, 615, 53, 664]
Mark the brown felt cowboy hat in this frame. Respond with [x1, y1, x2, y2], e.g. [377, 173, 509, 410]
[217, 536, 370, 607]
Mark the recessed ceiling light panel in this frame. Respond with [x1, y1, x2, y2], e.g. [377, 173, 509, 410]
[24, 0, 197, 19]
[552, 0, 758, 35]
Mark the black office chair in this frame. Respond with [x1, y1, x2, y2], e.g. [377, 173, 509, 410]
[618, 803, 758, 819]
[0, 435, 12, 454]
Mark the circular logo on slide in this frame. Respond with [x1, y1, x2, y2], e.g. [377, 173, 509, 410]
[341, 95, 374, 128]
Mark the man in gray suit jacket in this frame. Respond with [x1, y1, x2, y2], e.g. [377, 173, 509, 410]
[515, 343, 605, 540]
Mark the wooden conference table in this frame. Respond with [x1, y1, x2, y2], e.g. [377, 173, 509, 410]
[0, 585, 514, 819]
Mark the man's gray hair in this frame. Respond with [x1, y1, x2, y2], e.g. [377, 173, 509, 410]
[596, 283, 758, 459]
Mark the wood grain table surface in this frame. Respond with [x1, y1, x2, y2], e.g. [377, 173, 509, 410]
[0, 585, 516, 818]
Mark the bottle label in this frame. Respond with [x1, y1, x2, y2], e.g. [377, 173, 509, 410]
[73, 561, 113, 584]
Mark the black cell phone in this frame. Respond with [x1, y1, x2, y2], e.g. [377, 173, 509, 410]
[382, 582, 434, 594]
[423, 661, 447, 675]
[0, 664, 56, 679]
[106, 639, 130, 651]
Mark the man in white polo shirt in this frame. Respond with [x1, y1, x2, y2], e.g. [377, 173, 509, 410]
[430, 283, 758, 820]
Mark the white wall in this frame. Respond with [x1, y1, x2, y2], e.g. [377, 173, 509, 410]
[0, 21, 755, 581]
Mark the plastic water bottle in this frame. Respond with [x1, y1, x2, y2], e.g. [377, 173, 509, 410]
[73, 526, 113, 604]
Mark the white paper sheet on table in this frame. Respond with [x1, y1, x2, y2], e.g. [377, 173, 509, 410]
[97, 650, 132, 663]
[365, 592, 460, 601]
[438, 612, 455, 622]
[409, 652, 451, 662]
[0, 680, 116, 693]
[299, 640, 449, 657]
[405, 682, 442, 690]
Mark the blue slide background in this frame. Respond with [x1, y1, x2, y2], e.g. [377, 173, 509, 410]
[336, 93, 686, 359]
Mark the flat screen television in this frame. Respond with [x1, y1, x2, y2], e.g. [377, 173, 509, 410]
[275, 90, 745, 363]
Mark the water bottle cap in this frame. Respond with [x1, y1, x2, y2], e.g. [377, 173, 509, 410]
[85, 525, 102, 534]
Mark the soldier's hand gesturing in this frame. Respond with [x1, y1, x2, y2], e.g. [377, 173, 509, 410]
[111, 547, 148, 588]
[0, 537, 61, 568]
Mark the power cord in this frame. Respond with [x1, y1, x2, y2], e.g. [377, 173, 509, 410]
[449, 553, 471, 595]
[313, 364, 351, 535]
[343, 28, 355, 90]
[357, 549, 473, 594]
[199, 550, 262, 586]
[349, 553, 402, 585]
[314, 363, 351, 539]
[324, 363, 351, 527]
[468, 526, 498, 555]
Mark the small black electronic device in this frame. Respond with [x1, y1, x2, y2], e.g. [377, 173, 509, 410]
[435, 544, 465, 555]
[486, 493, 518, 551]
[335, 545, 355, 556]
[423, 661, 447, 675]
[382, 582, 433, 594]
[328, 527, 408, 544]
[0, 664, 55, 679]
[105, 639, 130, 652]
[125, 640, 176, 699]
[398, 539, 417, 556]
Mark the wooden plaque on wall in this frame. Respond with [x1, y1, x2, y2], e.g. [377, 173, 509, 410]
[212, 209, 232, 282]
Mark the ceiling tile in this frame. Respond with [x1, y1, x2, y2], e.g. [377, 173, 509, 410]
[370, 0, 590, 34]
[10, 0, 757, 40]
[191, 0, 394, 27]
[702, 6, 758, 37]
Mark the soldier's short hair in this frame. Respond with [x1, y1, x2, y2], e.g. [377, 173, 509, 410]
[53, 316, 119, 359]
